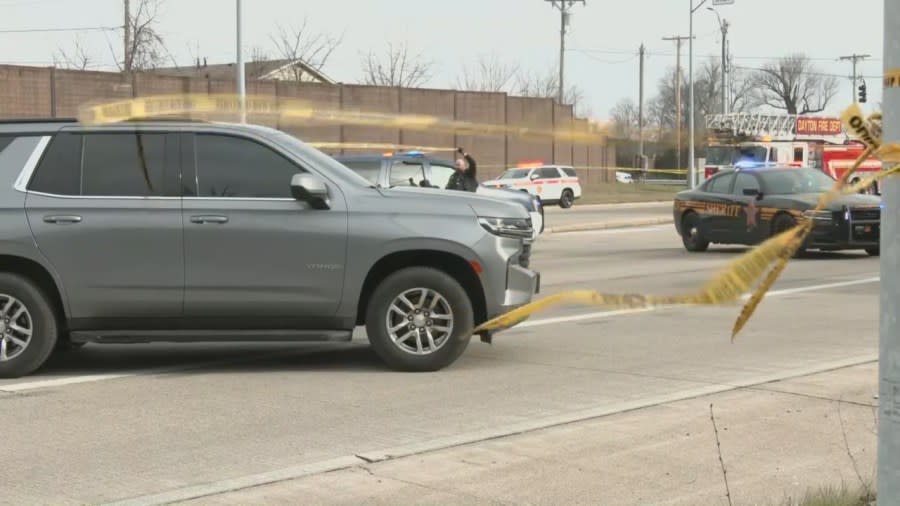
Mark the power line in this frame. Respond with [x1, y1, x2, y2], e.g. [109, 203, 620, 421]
[571, 47, 883, 63]
[0, 25, 120, 34]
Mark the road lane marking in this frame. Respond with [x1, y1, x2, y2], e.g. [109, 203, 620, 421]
[515, 276, 880, 329]
[543, 224, 669, 237]
[0, 277, 878, 393]
[0, 345, 338, 393]
[101, 354, 877, 506]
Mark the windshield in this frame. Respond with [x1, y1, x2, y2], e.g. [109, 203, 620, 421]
[736, 145, 769, 163]
[706, 146, 738, 165]
[759, 168, 836, 194]
[500, 169, 531, 179]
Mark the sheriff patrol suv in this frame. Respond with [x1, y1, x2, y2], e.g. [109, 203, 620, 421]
[0, 119, 539, 378]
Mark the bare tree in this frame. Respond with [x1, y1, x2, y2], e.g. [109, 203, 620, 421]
[609, 98, 640, 140]
[515, 66, 590, 116]
[728, 67, 755, 114]
[270, 19, 343, 81]
[54, 38, 93, 70]
[456, 53, 520, 92]
[113, 0, 169, 71]
[360, 41, 434, 87]
[749, 53, 839, 114]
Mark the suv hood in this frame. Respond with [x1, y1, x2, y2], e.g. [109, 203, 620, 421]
[379, 186, 531, 219]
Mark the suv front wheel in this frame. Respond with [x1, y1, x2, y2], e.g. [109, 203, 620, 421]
[0, 273, 59, 378]
[365, 267, 474, 372]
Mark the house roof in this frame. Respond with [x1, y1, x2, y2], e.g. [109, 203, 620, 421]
[150, 58, 335, 84]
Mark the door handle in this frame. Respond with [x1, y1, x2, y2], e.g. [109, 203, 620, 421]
[190, 215, 229, 224]
[43, 215, 82, 224]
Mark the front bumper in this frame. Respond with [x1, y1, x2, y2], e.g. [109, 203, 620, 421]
[477, 240, 540, 343]
[805, 209, 880, 250]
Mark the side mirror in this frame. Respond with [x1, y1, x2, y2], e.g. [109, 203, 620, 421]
[291, 173, 330, 210]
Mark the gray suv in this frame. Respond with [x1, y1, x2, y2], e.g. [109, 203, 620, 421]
[0, 119, 539, 378]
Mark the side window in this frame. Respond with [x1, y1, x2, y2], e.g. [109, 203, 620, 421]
[769, 147, 779, 163]
[561, 167, 577, 178]
[340, 160, 381, 185]
[29, 132, 83, 195]
[429, 164, 455, 189]
[705, 172, 734, 194]
[389, 161, 425, 187]
[793, 147, 804, 163]
[538, 167, 561, 179]
[733, 173, 760, 195]
[195, 134, 303, 198]
[81, 133, 167, 197]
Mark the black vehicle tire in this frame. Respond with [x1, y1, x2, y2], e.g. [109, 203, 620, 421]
[866, 247, 880, 256]
[365, 267, 474, 372]
[772, 213, 806, 258]
[680, 212, 709, 252]
[559, 189, 575, 209]
[0, 273, 58, 379]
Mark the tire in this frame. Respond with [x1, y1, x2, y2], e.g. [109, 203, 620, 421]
[559, 189, 575, 208]
[365, 267, 474, 372]
[866, 247, 880, 256]
[0, 273, 59, 378]
[772, 213, 806, 257]
[680, 212, 709, 252]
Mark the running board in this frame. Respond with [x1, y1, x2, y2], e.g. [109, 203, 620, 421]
[69, 329, 353, 344]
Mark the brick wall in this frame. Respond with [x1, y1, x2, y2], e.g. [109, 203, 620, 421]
[0, 65, 611, 179]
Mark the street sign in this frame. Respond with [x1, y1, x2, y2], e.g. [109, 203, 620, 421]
[712, 0, 735, 4]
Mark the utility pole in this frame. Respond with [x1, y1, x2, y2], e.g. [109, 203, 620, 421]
[638, 43, 646, 172]
[236, 0, 245, 123]
[545, 0, 585, 104]
[878, 0, 900, 502]
[663, 35, 691, 173]
[123, 0, 131, 72]
[720, 20, 728, 114]
[839, 53, 871, 103]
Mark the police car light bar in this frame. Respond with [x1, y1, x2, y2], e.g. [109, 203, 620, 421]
[517, 160, 544, 168]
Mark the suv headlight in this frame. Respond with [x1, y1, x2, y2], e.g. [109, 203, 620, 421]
[802, 210, 832, 222]
[479, 217, 533, 239]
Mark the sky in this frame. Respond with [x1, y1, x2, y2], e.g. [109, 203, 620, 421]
[0, 0, 887, 121]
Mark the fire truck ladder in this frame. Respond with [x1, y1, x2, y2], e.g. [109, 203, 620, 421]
[705, 113, 799, 138]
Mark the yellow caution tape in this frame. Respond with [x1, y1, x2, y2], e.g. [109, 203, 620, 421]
[841, 104, 881, 151]
[77, 93, 608, 145]
[884, 68, 900, 88]
[476, 104, 899, 340]
[307, 142, 455, 152]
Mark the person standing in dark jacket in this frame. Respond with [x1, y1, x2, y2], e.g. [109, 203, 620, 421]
[446, 147, 479, 192]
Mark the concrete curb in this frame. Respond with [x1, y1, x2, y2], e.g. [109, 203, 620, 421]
[545, 217, 673, 234]
[543, 201, 672, 212]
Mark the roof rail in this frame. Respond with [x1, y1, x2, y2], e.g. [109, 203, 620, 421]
[0, 118, 77, 124]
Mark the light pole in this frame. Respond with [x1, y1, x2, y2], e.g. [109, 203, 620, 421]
[879, 1, 900, 502]
[707, 6, 728, 115]
[688, 0, 707, 189]
[236, 0, 246, 123]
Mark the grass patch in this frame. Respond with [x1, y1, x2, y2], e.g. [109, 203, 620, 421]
[777, 484, 875, 506]
[576, 182, 684, 205]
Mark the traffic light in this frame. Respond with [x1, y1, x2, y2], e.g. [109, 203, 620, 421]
[858, 81, 867, 103]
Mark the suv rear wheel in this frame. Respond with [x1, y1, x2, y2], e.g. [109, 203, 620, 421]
[0, 273, 58, 378]
[365, 267, 473, 372]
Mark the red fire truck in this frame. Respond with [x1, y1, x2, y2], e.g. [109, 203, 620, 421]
[704, 113, 881, 194]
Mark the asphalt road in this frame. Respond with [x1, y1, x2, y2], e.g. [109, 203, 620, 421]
[0, 225, 880, 505]
[543, 202, 671, 229]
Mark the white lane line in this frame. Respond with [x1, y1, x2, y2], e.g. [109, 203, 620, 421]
[0, 346, 336, 393]
[515, 276, 880, 330]
[101, 354, 876, 506]
[0, 277, 878, 392]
